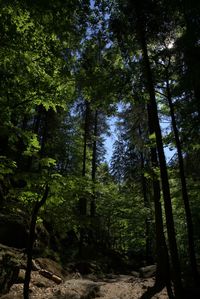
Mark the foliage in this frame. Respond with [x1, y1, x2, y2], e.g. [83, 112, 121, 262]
[0, 1, 199, 292]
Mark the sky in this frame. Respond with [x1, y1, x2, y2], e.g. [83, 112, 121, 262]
[89, 0, 176, 164]
[104, 117, 117, 163]
[104, 116, 176, 164]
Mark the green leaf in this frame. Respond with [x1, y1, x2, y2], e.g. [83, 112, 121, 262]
[40, 158, 56, 167]
[149, 133, 156, 140]
[23, 133, 40, 156]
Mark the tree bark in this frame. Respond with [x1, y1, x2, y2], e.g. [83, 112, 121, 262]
[139, 132, 152, 264]
[166, 70, 199, 285]
[23, 185, 49, 299]
[134, 91, 172, 299]
[140, 153, 151, 263]
[80, 100, 91, 216]
[91, 109, 98, 217]
[82, 100, 91, 177]
[137, 20, 183, 299]
[79, 100, 91, 256]
[147, 105, 173, 299]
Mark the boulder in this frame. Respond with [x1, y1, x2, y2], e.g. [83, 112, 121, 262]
[16, 269, 25, 284]
[34, 257, 66, 279]
[139, 265, 156, 278]
[0, 278, 102, 299]
[0, 244, 23, 294]
[130, 271, 140, 278]
[52, 279, 101, 299]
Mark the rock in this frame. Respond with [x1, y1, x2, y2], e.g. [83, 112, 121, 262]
[131, 271, 140, 278]
[139, 265, 156, 278]
[0, 250, 20, 294]
[0, 243, 25, 294]
[72, 272, 82, 279]
[84, 273, 98, 281]
[52, 279, 101, 299]
[3, 279, 101, 299]
[16, 269, 25, 284]
[125, 277, 137, 283]
[0, 275, 169, 299]
[0, 293, 22, 299]
[35, 280, 47, 288]
[15, 259, 42, 284]
[34, 257, 65, 279]
[102, 274, 137, 283]
[31, 270, 56, 288]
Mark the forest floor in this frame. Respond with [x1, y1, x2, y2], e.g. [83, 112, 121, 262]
[1, 271, 168, 299]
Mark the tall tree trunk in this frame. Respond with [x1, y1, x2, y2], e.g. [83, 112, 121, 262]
[80, 100, 91, 214]
[140, 151, 151, 263]
[23, 185, 49, 299]
[140, 103, 173, 299]
[166, 71, 199, 284]
[136, 18, 183, 298]
[82, 100, 91, 177]
[91, 109, 98, 217]
[138, 123, 152, 264]
[149, 151, 173, 299]
[79, 100, 91, 256]
[133, 98, 172, 298]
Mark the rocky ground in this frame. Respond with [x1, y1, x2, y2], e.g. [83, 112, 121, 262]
[0, 243, 168, 299]
[1, 241, 169, 299]
[0, 270, 168, 299]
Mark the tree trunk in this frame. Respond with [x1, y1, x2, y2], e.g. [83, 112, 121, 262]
[147, 104, 173, 299]
[150, 154, 173, 299]
[139, 138, 152, 264]
[80, 100, 91, 216]
[79, 100, 91, 256]
[91, 110, 98, 217]
[82, 100, 91, 177]
[166, 72, 199, 285]
[137, 20, 183, 299]
[134, 100, 172, 298]
[23, 185, 49, 299]
[141, 157, 151, 263]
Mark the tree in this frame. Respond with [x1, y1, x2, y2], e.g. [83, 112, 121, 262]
[135, 6, 182, 298]
[154, 45, 199, 284]
[1, 1, 199, 297]
[23, 185, 49, 299]
[110, 0, 183, 297]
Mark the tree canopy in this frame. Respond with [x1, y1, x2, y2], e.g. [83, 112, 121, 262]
[0, 1, 200, 298]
